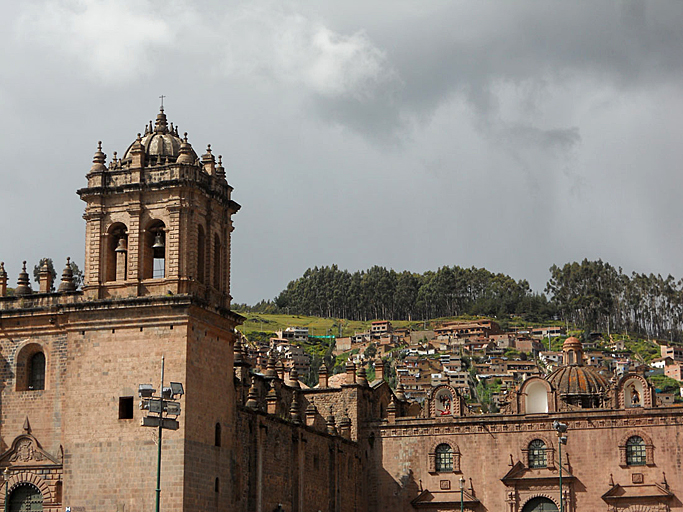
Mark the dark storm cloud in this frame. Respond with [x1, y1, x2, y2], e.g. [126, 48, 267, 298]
[0, 0, 682, 304]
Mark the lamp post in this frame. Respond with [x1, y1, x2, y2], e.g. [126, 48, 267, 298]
[459, 476, 465, 512]
[139, 356, 184, 512]
[553, 420, 568, 512]
[4, 467, 9, 512]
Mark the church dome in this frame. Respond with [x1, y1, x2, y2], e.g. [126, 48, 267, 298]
[546, 334, 611, 408]
[121, 107, 197, 166]
[547, 365, 610, 396]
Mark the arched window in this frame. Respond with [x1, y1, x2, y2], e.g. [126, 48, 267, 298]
[143, 221, 166, 279]
[528, 439, 547, 468]
[105, 223, 128, 282]
[522, 497, 558, 512]
[435, 443, 453, 472]
[626, 436, 646, 466]
[197, 225, 206, 284]
[9, 483, 43, 511]
[213, 234, 222, 290]
[29, 352, 46, 391]
[215, 422, 221, 447]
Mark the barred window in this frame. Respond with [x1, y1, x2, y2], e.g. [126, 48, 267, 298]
[626, 436, 646, 466]
[528, 439, 547, 468]
[435, 443, 453, 472]
[29, 352, 45, 391]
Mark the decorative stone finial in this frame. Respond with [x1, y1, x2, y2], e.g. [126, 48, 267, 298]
[289, 393, 301, 424]
[246, 384, 259, 410]
[58, 257, 76, 293]
[15, 261, 32, 296]
[289, 367, 300, 389]
[234, 338, 243, 364]
[375, 357, 385, 382]
[23, 416, 31, 434]
[387, 396, 397, 422]
[265, 352, 277, 378]
[154, 106, 169, 133]
[177, 132, 195, 165]
[318, 363, 328, 388]
[357, 366, 369, 387]
[0, 262, 7, 297]
[305, 403, 317, 427]
[216, 155, 226, 179]
[266, 387, 278, 415]
[345, 360, 356, 385]
[201, 144, 216, 175]
[38, 261, 53, 293]
[326, 407, 337, 435]
[395, 381, 406, 401]
[339, 410, 352, 439]
[90, 141, 107, 172]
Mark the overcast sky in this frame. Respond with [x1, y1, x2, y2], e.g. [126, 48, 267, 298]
[1, 0, 682, 304]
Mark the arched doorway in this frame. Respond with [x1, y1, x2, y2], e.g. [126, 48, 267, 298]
[522, 497, 558, 512]
[9, 483, 43, 512]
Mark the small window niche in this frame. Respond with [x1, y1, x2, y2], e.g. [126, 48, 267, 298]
[119, 396, 134, 419]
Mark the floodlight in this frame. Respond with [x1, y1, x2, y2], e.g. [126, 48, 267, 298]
[170, 382, 184, 398]
[138, 384, 156, 398]
[553, 420, 568, 433]
[162, 387, 172, 400]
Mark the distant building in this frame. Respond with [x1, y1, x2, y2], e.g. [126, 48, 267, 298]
[434, 319, 501, 338]
[371, 320, 393, 336]
[276, 326, 309, 342]
[661, 343, 683, 361]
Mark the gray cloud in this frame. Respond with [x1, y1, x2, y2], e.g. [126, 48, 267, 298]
[1, 0, 682, 304]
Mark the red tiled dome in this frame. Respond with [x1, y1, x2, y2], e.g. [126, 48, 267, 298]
[548, 365, 609, 396]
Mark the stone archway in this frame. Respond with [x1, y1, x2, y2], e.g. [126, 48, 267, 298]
[521, 496, 558, 512]
[9, 483, 43, 512]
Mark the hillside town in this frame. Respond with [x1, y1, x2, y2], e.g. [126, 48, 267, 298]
[239, 318, 683, 413]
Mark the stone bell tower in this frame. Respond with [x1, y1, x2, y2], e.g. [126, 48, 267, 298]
[78, 106, 240, 308]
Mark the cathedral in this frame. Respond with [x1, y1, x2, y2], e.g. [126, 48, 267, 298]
[0, 108, 681, 512]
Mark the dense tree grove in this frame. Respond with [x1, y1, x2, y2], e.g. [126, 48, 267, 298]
[546, 259, 683, 341]
[267, 264, 554, 322]
[234, 259, 683, 342]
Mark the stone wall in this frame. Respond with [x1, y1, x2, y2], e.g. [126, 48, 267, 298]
[373, 409, 683, 511]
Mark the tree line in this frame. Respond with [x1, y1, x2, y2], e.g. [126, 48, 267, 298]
[546, 259, 683, 341]
[236, 260, 683, 342]
[236, 264, 554, 322]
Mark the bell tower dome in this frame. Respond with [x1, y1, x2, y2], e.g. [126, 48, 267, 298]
[77, 106, 240, 309]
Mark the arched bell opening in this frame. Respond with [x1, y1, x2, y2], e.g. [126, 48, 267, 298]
[105, 223, 128, 282]
[143, 220, 166, 279]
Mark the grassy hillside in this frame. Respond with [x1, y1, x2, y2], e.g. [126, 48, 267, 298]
[238, 313, 565, 339]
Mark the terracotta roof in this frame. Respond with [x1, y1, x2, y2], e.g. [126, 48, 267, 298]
[548, 365, 609, 396]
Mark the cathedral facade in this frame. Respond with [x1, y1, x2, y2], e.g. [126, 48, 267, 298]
[0, 109, 681, 512]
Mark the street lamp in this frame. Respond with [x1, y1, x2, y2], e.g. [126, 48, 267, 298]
[139, 356, 183, 512]
[553, 420, 568, 512]
[4, 467, 9, 512]
[459, 476, 465, 512]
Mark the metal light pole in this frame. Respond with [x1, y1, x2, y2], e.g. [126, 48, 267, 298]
[155, 356, 164, 512]
[4, 467, 9, 512]
[460, 476, 465, 512]
[139, 356, 184, 512]
[553, 420, 568, 512]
